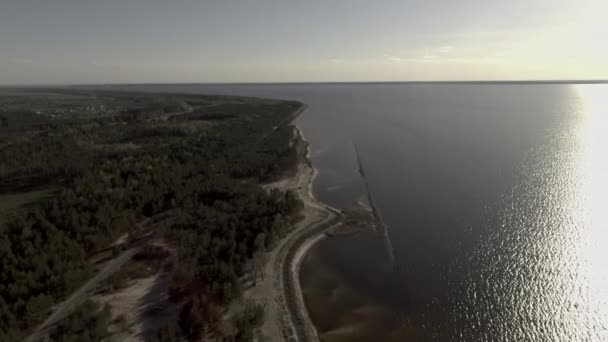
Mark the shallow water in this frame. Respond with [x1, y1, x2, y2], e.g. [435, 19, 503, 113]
[103, 83, 608, 341]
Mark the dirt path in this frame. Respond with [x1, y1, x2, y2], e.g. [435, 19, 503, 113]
[248, 126, 342, 342]
[26, 247, 140, 342]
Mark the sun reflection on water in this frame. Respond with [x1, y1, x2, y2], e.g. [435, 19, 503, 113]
[575, 84, 608, 339]
[298, 84, 608, 342]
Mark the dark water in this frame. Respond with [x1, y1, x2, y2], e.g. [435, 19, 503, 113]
[99, 83, 608, 341]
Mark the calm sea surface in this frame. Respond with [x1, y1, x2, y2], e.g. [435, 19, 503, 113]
[100, 83, 608, 341]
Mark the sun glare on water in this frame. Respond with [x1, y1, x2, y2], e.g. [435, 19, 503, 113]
[574, 84, 608, 339]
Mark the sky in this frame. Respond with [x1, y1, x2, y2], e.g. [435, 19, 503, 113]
[1, 0, 607, 84]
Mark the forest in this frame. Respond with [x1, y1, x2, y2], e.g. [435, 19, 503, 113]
[0, 89, 304, 341]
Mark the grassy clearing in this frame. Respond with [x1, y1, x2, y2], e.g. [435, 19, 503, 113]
[0, 187, 57, 225]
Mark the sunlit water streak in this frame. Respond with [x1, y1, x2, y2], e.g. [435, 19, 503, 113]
[575, 84, 608, 340]
[444, 85, 608, 341]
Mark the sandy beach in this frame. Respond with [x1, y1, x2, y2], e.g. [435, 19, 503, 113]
[246, 106, 342, 342]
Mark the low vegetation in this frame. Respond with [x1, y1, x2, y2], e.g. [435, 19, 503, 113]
[47, 300, 112, 342]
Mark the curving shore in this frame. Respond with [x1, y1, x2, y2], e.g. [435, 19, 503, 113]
[247, 105, 342, 341]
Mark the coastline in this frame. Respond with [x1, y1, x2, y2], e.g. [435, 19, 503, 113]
[285, 125, 343, 341]
[247, 103, 342, 341]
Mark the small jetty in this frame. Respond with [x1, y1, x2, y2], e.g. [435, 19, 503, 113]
[352, 142, 396, 266]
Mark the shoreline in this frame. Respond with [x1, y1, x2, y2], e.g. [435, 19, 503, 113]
[286, 125, 343, 341]
[247, 103, 342, 341]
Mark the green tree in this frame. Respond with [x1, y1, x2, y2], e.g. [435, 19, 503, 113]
[25, 294, 53, 326]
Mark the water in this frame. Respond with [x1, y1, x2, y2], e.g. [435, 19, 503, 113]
[99, 83, 608, 341]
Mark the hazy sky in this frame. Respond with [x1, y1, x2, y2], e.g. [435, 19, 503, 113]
[1, 0, 607, 84]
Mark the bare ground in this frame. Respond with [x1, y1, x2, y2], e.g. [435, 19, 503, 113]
[94, 241, 179, 342]
[25, 221, 164, 342]
[96, 275, 158, 341]
[25, 247, 141, 342]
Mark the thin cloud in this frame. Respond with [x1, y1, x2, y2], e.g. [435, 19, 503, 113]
[330, 58, 345, 64]
[438, 45, 454, 54]
[384, 54, 402, 62]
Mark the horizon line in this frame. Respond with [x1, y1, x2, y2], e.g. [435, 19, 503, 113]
[2, 79, 608, 87]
